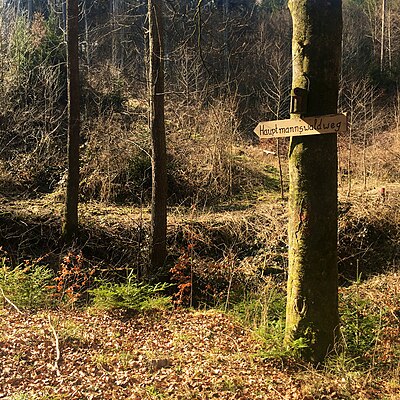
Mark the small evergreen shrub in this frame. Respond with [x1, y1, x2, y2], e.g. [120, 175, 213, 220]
[90, 278, 171, 311]
[340, 291, 382, 362]
[0, 257, 54, 310]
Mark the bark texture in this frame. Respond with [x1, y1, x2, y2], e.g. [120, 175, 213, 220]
[62, 0, 80, 241]
[285, 0, 342, 363]
[147, 0, 167, 279]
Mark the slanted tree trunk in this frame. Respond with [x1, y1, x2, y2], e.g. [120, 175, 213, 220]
[62, 0, 80, 241]
[147, 0, 167, 280]
[285, 0, 342, 363]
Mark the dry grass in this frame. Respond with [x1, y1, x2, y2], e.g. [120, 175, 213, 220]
[338, 129, 400, 192]
[338, 181, 400, 280]
[167, 97, 278, 204]
[80, 115, 150, 203]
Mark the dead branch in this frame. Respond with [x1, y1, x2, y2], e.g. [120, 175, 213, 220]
[48, 314, 61, 376]
[0, 287, 23, 314]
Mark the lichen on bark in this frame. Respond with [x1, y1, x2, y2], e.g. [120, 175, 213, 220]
[285, 0, 342, 363]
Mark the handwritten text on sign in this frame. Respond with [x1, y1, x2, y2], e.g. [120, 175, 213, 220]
[254, 114, 347, 139]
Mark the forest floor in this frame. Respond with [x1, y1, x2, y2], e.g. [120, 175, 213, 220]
[0, 184, 399, 399]
[1, 307, 305, 400]
[1, 272, 399, 400]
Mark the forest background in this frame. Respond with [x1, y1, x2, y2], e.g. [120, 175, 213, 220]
[1, 0, 399, 207]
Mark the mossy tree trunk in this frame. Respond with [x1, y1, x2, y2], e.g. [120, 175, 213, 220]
[147, 0, 167, 280]
[62, 0, 80, 242]
[285, 0, 342, 363]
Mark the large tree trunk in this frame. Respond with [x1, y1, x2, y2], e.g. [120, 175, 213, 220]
[285, 0, 342, 363]
[62, 0, 80, 241]
[147, 0, 167, 280]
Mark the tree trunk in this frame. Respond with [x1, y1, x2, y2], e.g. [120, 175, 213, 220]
[27, 0, 33, 21]
[62, 0, 80, 241]
[380, 0, 386, 72]
[285, 0, 342, 363]
[84, 0, 90, 67]
[62, 0, 67, 32]
[110, 0, 118, 66]
[147, 0, 167, 280]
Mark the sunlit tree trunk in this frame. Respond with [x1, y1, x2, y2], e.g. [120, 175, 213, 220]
[147, 0, 167, 280]
[285, 0, 342, 363]
[62, 0, 80, 241]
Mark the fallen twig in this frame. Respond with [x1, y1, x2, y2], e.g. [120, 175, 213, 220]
[48, 314, 61, 376]
[0, 287, 23, 314]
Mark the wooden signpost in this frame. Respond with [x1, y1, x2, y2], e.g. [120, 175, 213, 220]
[254, 113, 347, 139]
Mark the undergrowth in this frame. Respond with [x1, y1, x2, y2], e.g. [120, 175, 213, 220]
[231, 277, 288, 357]
[229, 270, 399, 398]
[0, 246, 398, 399]
[0, 256, 54, 310]
[0, 251, 171, 313]
[89, 278, 171, 311]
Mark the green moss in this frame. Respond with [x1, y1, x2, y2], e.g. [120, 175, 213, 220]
[285, 0, 342, 363]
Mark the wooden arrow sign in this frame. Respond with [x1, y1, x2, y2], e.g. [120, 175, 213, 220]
[254, 114, 347, 139]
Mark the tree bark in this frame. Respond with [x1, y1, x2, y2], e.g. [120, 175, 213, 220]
[62, 0, 80, 242]
[27, 0, 33, 21]
[380, 0, 386, 72]
[147, 0, 167, 280]
[285, 0, 342, 363]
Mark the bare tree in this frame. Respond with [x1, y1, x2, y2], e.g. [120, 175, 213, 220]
[259, 13, 291, 199]
[340, 77, 378, 195]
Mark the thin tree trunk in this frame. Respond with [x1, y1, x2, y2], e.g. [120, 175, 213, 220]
[147, 0, 167, 280]
[380, 0, 386, 72]
[223, 0, 230, 82]
[396, 86, 400, 136]
[27, 0, 33, 21]
[84, 0, 90, 67]
[110, 0, 116, 66]
[363, 83, 368, 191]
[387, 6, 392, 70]
[62, 0, 67, 32]
[285, 0, 342, 363]
[277, 138, 284, 200]
[347, 111, 353, 198]
[62, 0, 80, 241]
[371, 87, 375, 144]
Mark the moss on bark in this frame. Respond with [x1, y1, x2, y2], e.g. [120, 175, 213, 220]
[285, 0, 342, 363]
